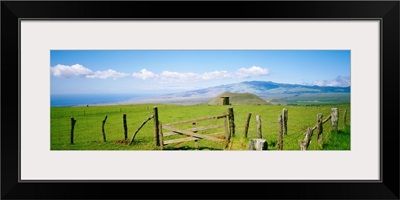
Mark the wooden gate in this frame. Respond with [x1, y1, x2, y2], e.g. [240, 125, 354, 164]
[158, 113, 233, 150]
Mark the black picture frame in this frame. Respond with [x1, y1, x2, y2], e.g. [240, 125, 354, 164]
[2, 1, 399, 199]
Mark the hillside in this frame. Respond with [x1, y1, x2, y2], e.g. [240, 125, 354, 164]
[123, 81, 350, 105]
[207, 92, 269, 105]
[190, 81, 350, 96]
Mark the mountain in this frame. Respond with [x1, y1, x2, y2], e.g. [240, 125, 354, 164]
[126, 81, 350, 105]
[207, 92, 269, 105]
[190, 81, 350, 96]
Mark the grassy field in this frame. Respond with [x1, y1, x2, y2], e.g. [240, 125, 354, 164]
[51, 104, 350, 150]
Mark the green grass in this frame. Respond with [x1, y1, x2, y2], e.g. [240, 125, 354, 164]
[267, 93, 350, 106]
[51, 103, 351, 150]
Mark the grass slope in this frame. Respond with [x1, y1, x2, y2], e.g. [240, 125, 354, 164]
[265, 93, 351, 106]
[207, 92, 269, 105]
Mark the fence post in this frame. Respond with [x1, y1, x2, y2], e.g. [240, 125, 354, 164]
[123, 114, 128, 140]
[299, 127, 313, 150]
[153, 106, 160, 146]
[130, 115, 155, 145]
[317, 113, 323, 144]
[343, 109, 347, 128]
[331, 108, 339, 133]
[277, 115, 283, 150]
[228, 107, 235, 137]
[159, 122, 164, 150]
[223, 112, 230, 144]
[282, 108, 288, 135]
[192, 122, 199, 150]
[244, 113, 252, 138]
[102, 115, 108, 142]
[256, 115, 262, 139]
[70, 117, 77, 144]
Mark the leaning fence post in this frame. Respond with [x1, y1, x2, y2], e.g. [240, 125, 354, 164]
[70, 117, 77, 144]
[299, 127, 313, 150]
[277, 115, 283, 150]
[153, 106, 160, 146]
[282, 108, 288, 135]
[343, 109, 347, 128]
[317, 113, 323, 144]
[102, 115, 108, 142]
[243, 113, 252, 138]
[130, 115, 154, 145]
[331, 108, 339, 133]
[123, 114, 128, 140]
[256, 115, 262, 139]
[228, 107, 235, 137]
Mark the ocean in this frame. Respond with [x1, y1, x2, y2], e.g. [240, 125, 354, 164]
[50, 93, 154, 107]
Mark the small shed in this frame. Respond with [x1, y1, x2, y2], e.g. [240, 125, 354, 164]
[220, 96, 230, 105]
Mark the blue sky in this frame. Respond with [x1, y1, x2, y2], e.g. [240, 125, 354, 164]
[50, 50, 350, 95]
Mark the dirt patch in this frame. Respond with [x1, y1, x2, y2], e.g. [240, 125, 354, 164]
[114, 139, 130, 145]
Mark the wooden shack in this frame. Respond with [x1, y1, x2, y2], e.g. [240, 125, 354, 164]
[220, 96, 230, 105]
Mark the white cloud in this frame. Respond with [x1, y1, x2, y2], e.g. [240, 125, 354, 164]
[312, 76, 351, 87]
[236, 66, 269, 78]
[51, 64, 93, 78]
[132, 67, 269, 82]
[132, 69, 233, 82]
[201, 71, 232, 80]
[52, 65, 271, 82]
[132, 68, 159, 80]
[86, 69, 129, 80]
[160, 71, 199, 82]
[51, 64, 128, 79]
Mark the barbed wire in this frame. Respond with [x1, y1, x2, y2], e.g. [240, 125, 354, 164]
[283, 132, 305, 144]
[53, 109, 154, 118]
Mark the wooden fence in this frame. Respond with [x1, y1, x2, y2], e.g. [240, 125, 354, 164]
[245, 107, 347, 151]
[297, 107, 342, 150]
[156, 107, 235, 150]
[67, 106, 347, 151]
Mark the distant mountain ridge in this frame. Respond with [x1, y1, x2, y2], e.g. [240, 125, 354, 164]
[126, 81, 350, 105]
[189, 81, 350, 96]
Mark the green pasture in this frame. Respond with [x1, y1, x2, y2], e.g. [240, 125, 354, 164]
[51, 104, 350, 150]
